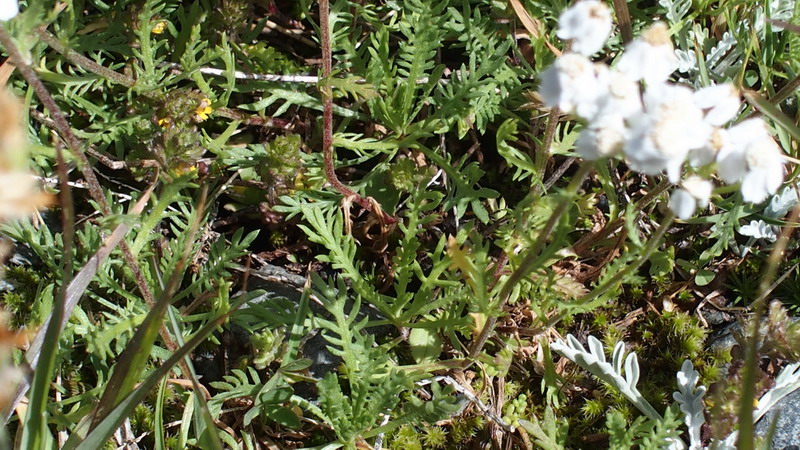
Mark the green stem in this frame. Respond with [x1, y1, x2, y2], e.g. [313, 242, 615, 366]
[466, 161, 594, 362]
[540, 210, 676, 332]
[579, 210, 675, 304]
[737, 202, 800, 449]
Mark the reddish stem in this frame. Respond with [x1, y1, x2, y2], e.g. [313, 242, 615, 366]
[318, 0, 396, 224]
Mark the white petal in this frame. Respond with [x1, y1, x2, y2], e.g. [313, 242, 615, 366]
[665, 158, 683, 183]
[726, 118, 771, 149]
[595, 69, 642, 120]
[539, 65, 565, 109]
[576, 117, 626, 160]
[671, 189, 697, 219]
[741, 171, 770, 203]
[694, 84, 741, 126]
[682, 176, 713, 207]
[538, 53, 607, 120]
[0, 0, 18, 21]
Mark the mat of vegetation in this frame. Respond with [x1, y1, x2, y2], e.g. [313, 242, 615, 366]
[0, 0, 799, 448]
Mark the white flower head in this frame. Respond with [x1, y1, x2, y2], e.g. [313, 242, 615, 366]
[594, 68, 642, 121]
[0, 0, 18, 21]
[739, 138, 785, 203]
[716, 118, 784, 203]
[539, 53, 607, 120]
[576, 115, 627, 160]
[556, 0, 613, 56]
[670, 177, 713, 219]
[693, 83, 741, 126]
[625, 84, 710, 182]
[617, 22, 679, 85]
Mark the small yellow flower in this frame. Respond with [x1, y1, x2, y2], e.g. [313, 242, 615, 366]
[157, 117, 171, 128]
[151, 21, 168, 35]
[172, 164, 198, 177]
[195, 98, 213, 122]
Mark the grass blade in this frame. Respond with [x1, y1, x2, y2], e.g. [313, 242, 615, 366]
[64, 289, 268, 450]
[20, 146, 75, 449]
[87, 187, 208, 429]
[2, 185, 155, 423]
[744, 90, 800, 144]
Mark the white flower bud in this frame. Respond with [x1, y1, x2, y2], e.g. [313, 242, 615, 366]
[556, 0, 613, 56]
[616, 22, 678, 85]
[538, 53, 606, 120]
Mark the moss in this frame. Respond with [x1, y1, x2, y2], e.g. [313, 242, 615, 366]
[130, 404, 155, 437]
[422, 426, 448, 449]
[389, 424, 422, 450]
[449, 416, 485, 444]
[1, 265, 43, 327]
[582, 398, 605, 419]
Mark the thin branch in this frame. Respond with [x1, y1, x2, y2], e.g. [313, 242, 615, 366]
[163, 63, 321, 83]
[612, 0, 634, 44]
[36, 28, 135, 88]
[0, 25, 187, 417]
[262, 19, 318, 47]
[465, 161, 594, 363]
[0, 26, 107, 205]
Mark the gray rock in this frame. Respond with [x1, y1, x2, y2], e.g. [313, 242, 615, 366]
[707, 321, 741, 356]
[700, 307, 733, 327]
[754, 389, 800, 449]
[707, 318, 800, 448]
[223, 264, 395, 380]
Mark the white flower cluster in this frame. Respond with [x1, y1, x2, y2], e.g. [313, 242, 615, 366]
[0, 0, 17, 21]
[540, 0, 786, 219]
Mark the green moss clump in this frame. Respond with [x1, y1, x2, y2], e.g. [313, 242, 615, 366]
[422, 426, 448, 449]
[388, 424, 422, 450]
[2, 265, 43, 327]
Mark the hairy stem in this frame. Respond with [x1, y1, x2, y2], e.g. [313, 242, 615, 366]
[612, 0, 634, 44]
[531, 107, 561, 196]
